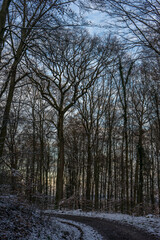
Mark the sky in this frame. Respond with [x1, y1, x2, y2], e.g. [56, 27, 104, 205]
[70, 1, 128, 44]
[70, 1, 114, 36]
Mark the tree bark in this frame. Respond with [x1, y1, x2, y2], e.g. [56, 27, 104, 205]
[137, 125, 144, 215]
[86, 134, 92, 200]
[0, 0, 12, 59]
[94, 154, 99, 210]
[107, 130, 112, 211]
[55, 111, 65, 207]
[0, 68, 16, 159]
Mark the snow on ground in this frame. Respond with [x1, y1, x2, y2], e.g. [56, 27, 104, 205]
[52, 218, 103, 240]
[30, 216, 103, 240]
[0, 195, 102, 239]
[0, 195, 58, 240]
[1, 193, 159, 239]
[45, 209, 160, 237]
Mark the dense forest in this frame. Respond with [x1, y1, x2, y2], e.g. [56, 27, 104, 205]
[0, 0, 160, 216]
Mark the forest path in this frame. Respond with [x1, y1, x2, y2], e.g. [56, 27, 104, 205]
[49, 213, 159, 240]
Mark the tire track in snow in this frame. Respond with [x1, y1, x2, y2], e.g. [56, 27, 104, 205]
[59, 220, 84, 240]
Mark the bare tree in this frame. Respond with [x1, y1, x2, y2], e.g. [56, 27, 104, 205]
[86, 0, 160, 56]
[77, 83, 106, 206]
[0, 0, 76, 161]
[115, 56, 134, 212]
[28, 31, 116, 207]
[131, 66, 151, 215]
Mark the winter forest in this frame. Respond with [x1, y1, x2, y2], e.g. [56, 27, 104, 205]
[0, 0, 160, 221]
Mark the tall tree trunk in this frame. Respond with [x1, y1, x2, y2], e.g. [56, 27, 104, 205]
[130, 122, 134, 212]
[124, 108, 129, 213]
[107, 130, 112, 211]
[121, 137, 125, 213]
[0, 38, 25, 161]
[0, 0, 12, 59]
[150, 127, 155, 212]
[31, 107, 36, 197]
[86, 133, 92, 200]
[94, 127, 100, 210]
[134, 153, 139, 207]
[137, 125, 144, 215]
[154, 93, 160, 213]
[118, 59, 133, 213]
[55, 112, 65, 207]
[39, 119, 44, 194]
[94, 154, 99, 210]
[0, 68, 16, 159]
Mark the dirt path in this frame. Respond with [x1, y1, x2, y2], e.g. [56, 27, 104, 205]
[52, 214, 159, 240]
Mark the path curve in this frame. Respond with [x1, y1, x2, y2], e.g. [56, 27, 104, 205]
[59, 220, 84, 240]
[51, 213, 159, 240]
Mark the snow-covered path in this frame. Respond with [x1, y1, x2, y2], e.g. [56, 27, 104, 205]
[52, 218, 103, 240]
[44, 210, 160, 240]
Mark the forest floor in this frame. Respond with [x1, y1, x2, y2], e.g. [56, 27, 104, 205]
[1, 193, 160, 239]
[0, 194, 101, 239]
[0, 194, 61, 239]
